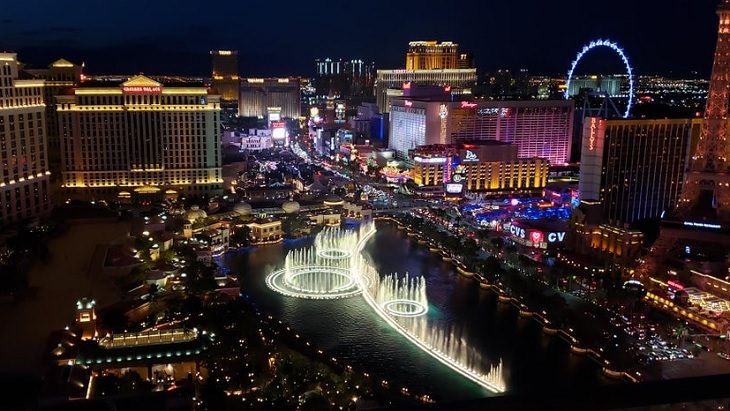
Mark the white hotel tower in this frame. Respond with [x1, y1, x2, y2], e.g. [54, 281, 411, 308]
[0, 53, 51, 226]
[57, 75, 223, 202]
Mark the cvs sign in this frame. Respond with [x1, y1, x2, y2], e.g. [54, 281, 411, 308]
[547, 232, 566, 242]
[509, 225, 526, 239]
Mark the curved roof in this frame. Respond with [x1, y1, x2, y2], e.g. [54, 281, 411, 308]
[323, 194, 344, 206]
[282, 201, 300, 213]
[233, 201, 253, 215]
[185, 205, 207, 222]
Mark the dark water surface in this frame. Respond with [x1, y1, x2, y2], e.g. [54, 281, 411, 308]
[222, 222, 608, 401]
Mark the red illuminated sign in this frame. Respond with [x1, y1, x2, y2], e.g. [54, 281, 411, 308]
[123, 86, 162, 93]
[530, 231, 544, 244]
[588, 117, 598, 151]
[404, 100, 413, 107]
[403, 82, 411, 89]
[271, 121, 286, 129]
[667, 280, 684, 290]
[460, 101, 477, 108]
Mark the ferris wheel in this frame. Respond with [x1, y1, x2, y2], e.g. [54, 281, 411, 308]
[564, 39, 634, 119]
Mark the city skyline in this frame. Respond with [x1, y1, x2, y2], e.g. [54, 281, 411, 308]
[1, 0, 718, 77]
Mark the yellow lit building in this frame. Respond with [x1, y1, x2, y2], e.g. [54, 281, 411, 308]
[210, 50, 239, 102]
[247, 218, 283, 244]
[567, 200, 644, 270]
[405, 41, 460, 70]
[57, 75, 223, 201]
[24, 58, 83, 185]
[409, 142, 549, 197]
[0, 53, 51, 226]
[239, 77, 301, 119]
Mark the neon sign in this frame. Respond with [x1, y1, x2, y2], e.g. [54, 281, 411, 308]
[509, 225, 526, 239]
[404, 100, 413, 107]
[123, 86, 162, 93]
[413, 156, 447, 164]
[683, 221, 722, 229]
[509, 225, 565, 244]
[667, 280, 684, 290]
[464, 150, 478, 162]
[446, 183, 463, 194]
[477, 107, 508, 116]
[439, 104, 448, 119]
[530, 231, 544, 244]
[460, 101, 477, 108]
[588, 117, 598, 151]
[547, 232, 566, 242]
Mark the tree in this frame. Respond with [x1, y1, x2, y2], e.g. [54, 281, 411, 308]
[480, 256, 503, 281]
[231, 225, 251, 247]
[100, 308, 129, 334]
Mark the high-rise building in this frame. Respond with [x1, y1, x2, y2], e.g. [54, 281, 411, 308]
[377, 40, 476, 113]
[405, 41, 459, 70]
[450, 100, 574, 165]
[566, 75, 624, 98]
[350, 102, 386, 144]
[0, 53, 51, 225]
[388, 97, 573, 165]
[375, 68, 477, 113]
[409, 141, 549, 197]
[23, 59, 83, 184]
[314, 58, 375, 98]
[57, 75, 223, 201]
[239, 77, 301, 119]
[578, 117, 698, 226]
[637, 0, 730, 282]
[210, 50, 239, 102]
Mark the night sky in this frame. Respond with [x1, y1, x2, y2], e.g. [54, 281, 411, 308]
[0, 0, 718, 78]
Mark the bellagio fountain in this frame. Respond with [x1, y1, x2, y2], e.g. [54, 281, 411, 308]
[265, 222, 505, 393]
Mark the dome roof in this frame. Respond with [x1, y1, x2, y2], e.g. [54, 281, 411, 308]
[323, 194, 344, 207]
[281, 200, 300, 214]
[185, 205, 207, 223]
[233, 201, 253, 216]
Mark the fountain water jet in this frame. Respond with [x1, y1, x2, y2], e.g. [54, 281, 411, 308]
[264, 222, 506, 393]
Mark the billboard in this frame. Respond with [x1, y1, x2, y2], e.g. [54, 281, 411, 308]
[446, 183, 463, 194]
[272, 121, 287, 139]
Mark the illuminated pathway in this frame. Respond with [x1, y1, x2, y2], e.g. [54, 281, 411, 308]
[265, 223, 506, 393]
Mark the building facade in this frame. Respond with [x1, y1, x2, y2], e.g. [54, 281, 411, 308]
[566, 200, 644, 271]
[0, 53, 51, 225]
[239, 77, 301, 119]
[449, 100, 573, 165]
[57, 75, 223, 201]
[389, 98, 573, 165]
[405, 41, 461, 70]
[210, 50, 239, 102]
[314, 58, 375, 98]
[566, 75, 624, 98]
[578, 117, 697, 225]
[24, 58, 83, 183]
[222, 129, 273, 151]
[375, 69, 476, 113]
[409, 142, 549, 197]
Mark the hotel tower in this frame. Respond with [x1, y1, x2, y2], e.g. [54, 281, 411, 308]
[57, 75, 223, 202]
[0, 53, 51, 226]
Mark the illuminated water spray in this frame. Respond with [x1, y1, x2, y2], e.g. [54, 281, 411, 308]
[264, 222, 506, 393]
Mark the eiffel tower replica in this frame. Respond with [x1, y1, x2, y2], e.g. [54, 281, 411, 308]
[637, 0, 730, 282]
